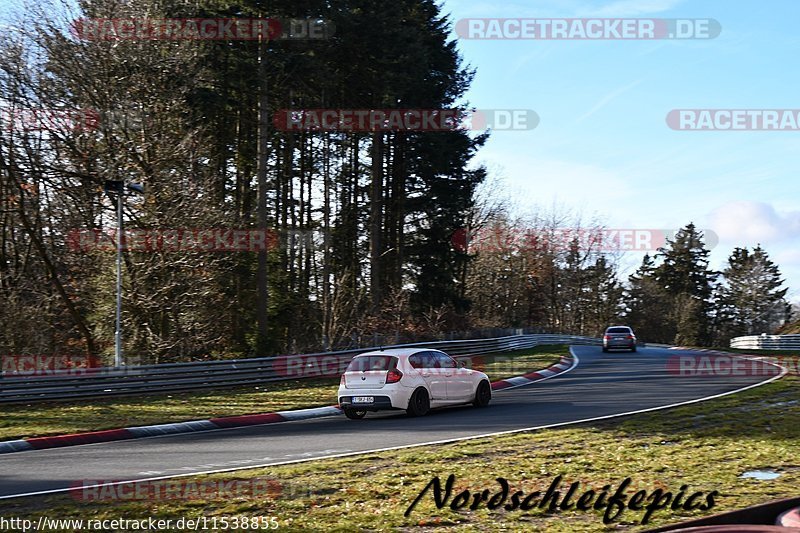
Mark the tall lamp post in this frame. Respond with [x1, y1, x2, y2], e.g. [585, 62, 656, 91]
[104, 180, 144, 368]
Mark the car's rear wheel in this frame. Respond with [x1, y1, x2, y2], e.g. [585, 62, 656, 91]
[631, 346, 637, 352]
[473, 380, 491, 407]
[602, 347, 609, 353]
[407, 387, 430, 417]
[344, 408, 366, 420]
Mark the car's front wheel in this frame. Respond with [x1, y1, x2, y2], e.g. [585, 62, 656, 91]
[473, 380, 491, 407]
[407, 387, 430, 417]
[343, 408, 366, 420]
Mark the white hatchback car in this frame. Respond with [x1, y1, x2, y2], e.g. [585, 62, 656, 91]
[337, 348, 492, 419]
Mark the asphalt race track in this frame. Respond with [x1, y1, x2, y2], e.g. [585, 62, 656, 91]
[0, 345, 782, 501]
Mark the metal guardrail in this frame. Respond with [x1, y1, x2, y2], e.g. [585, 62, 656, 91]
[0, 334, 599, 404]
[730, 334, 800, 350]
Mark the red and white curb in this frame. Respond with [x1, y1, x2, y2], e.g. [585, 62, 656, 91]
[491, 356, 573, 390]
[0, 357, 574, 455]
[670, 347, 730, 354]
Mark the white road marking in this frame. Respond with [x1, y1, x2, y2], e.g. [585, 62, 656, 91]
[0, 348, 786, 501]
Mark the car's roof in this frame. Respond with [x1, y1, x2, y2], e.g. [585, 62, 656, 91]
[605, 325, 633, 330]
[353, 348, 438, 357]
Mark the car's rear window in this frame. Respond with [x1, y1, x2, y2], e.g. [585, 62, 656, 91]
[346, 355, 398, 372]
[607, 327, 632, 334]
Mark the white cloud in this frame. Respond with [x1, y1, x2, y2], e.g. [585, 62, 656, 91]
[708, 201, 800, 245]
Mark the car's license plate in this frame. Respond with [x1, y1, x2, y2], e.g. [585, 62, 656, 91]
[352, 396, 374, 404]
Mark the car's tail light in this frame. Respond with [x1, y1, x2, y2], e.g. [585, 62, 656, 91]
[603, 335, 610, 340]
[340, 374, 345, 386]
[386, 369, 403, 384]
[627, 335, 634, 339]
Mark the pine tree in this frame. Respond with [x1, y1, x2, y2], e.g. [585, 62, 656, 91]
[716, 246, 790, 338]
[626, 254, 672, 343]
[652, 223, 717, 345]
[584, 255, 624, 335]
[654, 223, 716, 300]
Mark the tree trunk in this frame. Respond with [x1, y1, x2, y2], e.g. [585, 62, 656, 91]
[256, 37, 269, 354]
[370, 132, 384, 308]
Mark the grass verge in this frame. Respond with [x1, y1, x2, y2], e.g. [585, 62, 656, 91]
[3, 362, 799, 531]
[0, 345, 567, 441]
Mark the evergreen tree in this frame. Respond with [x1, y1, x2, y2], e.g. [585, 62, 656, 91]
[653, 223, 717, 345]
[0, 0, 491, 357]
[584, 255, 624, 335]
[654, 223, 716, 300]
[625, 254, 671, 343]
[716, 246, 790, 339]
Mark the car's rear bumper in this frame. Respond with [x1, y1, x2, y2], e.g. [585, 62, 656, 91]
[337, 383, 415, 410]
[338, 395, 397, 411]
[604, 342, 636, 350]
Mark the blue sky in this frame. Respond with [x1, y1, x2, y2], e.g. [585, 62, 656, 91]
[444, 0, 800, 301]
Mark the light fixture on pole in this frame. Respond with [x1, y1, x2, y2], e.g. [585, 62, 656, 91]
[103, 180, 144, 368]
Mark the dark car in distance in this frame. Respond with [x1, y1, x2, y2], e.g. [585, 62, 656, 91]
[602, 326, 637, 352]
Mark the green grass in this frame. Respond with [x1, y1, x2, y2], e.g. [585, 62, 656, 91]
[3, 371, 798, 531]
[0, 345, 566, 441]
